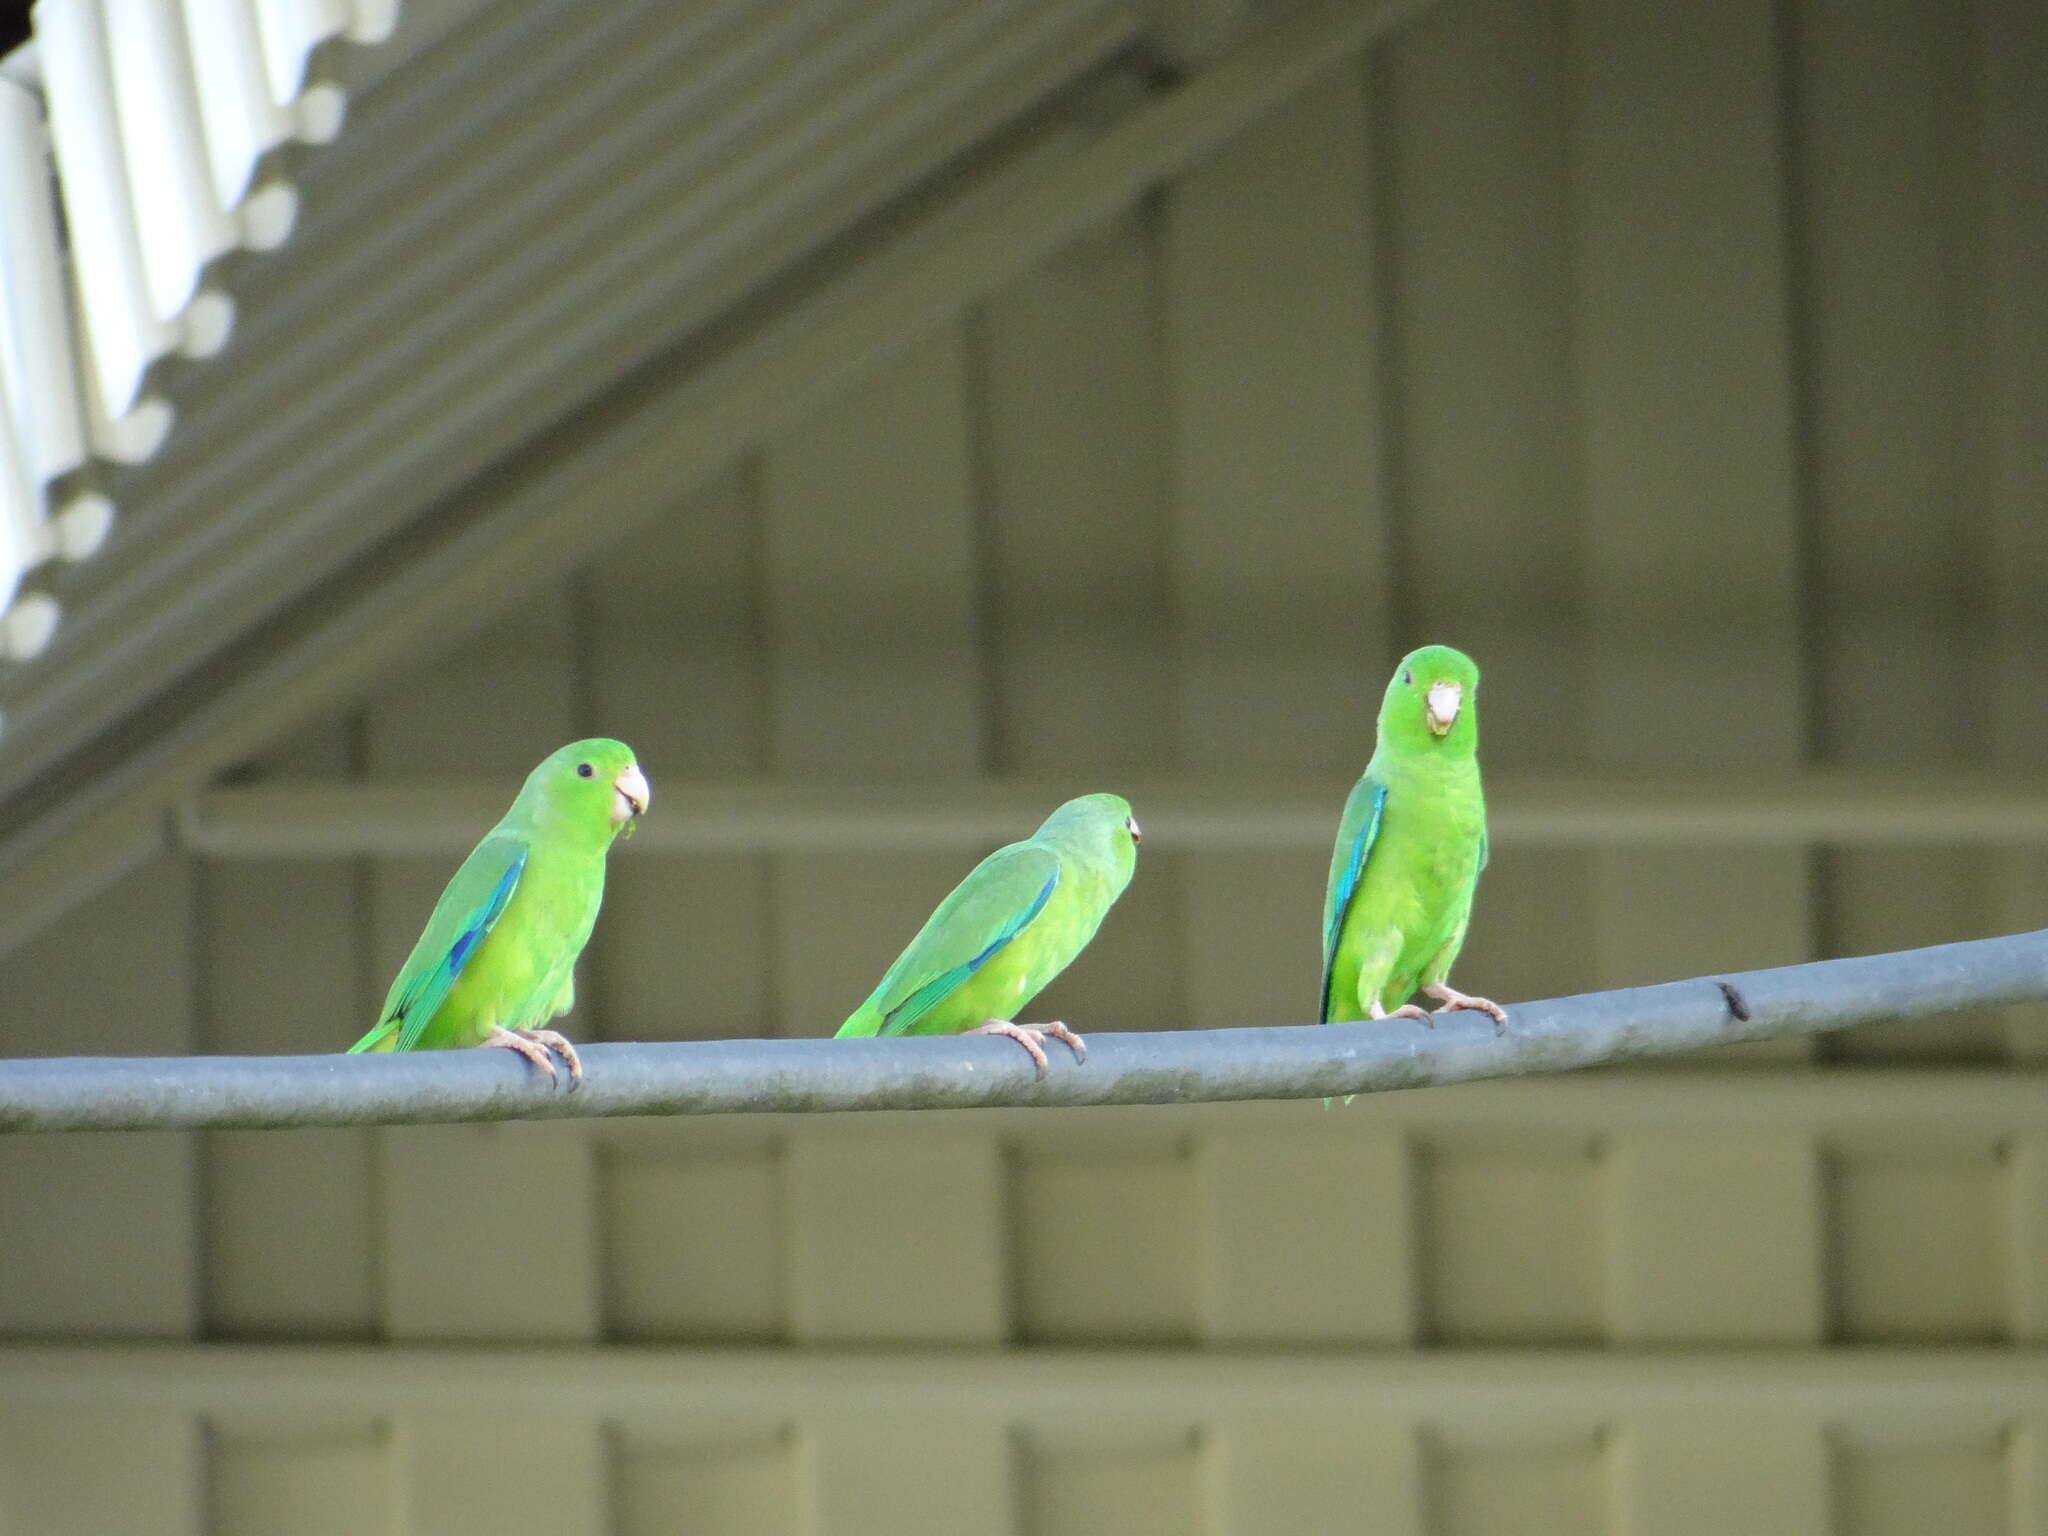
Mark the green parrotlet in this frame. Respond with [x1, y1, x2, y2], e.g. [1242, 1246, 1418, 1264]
[1321, 646, 1506, 1034]
[348, 738, 650, 1087]
[836, 792, 1140, 1075]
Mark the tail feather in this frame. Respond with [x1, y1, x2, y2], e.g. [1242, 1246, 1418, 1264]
[346, 1019, 400, 1054]
[834, 1004, 883, 1040]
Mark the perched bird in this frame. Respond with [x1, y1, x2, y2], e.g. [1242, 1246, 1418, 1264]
[347, 739, 650, 1087]
[1322, 645, 1505, 1035]
[836, 793, 1140, 1076]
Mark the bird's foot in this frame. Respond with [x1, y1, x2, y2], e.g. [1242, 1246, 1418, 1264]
[481, 1025, 583, 1088]
[1039, 1020, 1088, 1064]
[522, 1028, 584, 1087]
[971, 1019, 1088, 1079]
[1372, 1001, 1433, 1024]
[1422, 984, 1508, 1036]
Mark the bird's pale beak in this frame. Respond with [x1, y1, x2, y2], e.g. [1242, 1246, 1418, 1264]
[1425, 680, 1462, 736]
[612, 764, 650, 824]
[1125, 815, 1142, 846]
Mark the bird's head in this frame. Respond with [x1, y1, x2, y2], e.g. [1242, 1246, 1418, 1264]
[525, 738, 650, 841]
[1041, 792, 1141, 880]
[1377, 645, 1481, 755]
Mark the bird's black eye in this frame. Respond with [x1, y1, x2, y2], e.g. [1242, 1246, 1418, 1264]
[1402, 669, 1414, 685]
[576, 762, 594, 778]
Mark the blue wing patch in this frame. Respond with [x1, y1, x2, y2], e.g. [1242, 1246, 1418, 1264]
[391, 847, 526, 1052]
[1319, 781, 1387, 1022]
[880, 867, 1059, 1036]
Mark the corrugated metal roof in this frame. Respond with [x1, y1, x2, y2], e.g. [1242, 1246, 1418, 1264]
[0, 0, 1154, 724]
[0, 0, 381, 665]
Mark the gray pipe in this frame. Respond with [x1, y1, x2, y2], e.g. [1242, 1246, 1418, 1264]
[0, 929, 2039, 1133]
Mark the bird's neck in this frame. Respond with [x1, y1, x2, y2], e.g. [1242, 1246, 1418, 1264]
[1376, 748, 1481, 792]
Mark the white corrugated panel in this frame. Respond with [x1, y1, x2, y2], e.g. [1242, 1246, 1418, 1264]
[345, 0, 400, 44]
[252, 0, 351, 106]
[183, 0, 294, 209]
[102, 0, 237, 352]
[0, 82, 71, 658]
[34, 0, 170, 427]
[0, 80, 88, 488]
[0, 369, 33, 621]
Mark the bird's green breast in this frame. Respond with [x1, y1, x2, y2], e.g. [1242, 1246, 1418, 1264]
[1334, 753, 1485, 1010]
[424, 846, 607, 1048]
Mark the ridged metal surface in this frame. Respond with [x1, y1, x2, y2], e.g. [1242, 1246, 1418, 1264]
[0, 0, 383, 665]
[0, 0, 1141, 694]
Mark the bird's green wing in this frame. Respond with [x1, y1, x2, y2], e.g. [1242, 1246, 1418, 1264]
[348, 834, 527, 1053]
[1319, 772, 1388, 1023]
[867, 844, 1062, 1037]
